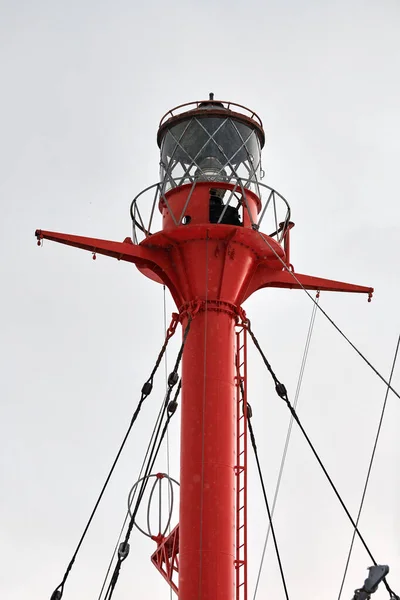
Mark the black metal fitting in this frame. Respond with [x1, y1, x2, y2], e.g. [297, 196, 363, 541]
[118, 541, 130, 560]
[167, 400, 178, 415]
[168, 371, 179, 387]
[142, 380, 153, 396]
[275, 382, 287, 399]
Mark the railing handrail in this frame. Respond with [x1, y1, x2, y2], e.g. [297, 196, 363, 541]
[130, 178, 290, 244]
[159, 100, 263, 129]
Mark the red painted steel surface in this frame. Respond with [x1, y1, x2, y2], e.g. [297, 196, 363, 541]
[35, 181, 374, 600]
[179, 308, 236, 600]
[35, 228, 374, 302]
[160, 182, 261, 230]
[151, 525, 180, 594]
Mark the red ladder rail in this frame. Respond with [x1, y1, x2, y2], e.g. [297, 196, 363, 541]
[235, 324, 248, 600]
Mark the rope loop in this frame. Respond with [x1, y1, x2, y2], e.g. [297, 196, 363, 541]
[50, 587, 63, 600]
[235, 305, 248, 326]
[117, 541, 130, 561]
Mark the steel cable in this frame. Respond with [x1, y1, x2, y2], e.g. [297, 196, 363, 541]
[96, 378, 174, 600]
[253, 296, 319, 600]
[103, 318, 192, 600]
[103, 380, 181, 600]
[247, 409, 290, 600]
[255, 229, 400, 401]
[246, 319, 398, 599]
[337, 334, 400, 600]
[163, 285, 173, 600]
[49, 325, 176, 600]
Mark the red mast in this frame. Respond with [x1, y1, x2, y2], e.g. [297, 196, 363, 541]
[35, 95, 373, 600]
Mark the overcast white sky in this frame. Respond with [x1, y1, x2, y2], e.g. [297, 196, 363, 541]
[1, 1, 400, 599]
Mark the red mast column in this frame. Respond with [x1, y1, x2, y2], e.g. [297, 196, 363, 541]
[35, 95, 374, 600]
[179, 307, 236, 600]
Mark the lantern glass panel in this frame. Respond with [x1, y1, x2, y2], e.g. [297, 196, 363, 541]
[160, 116, 261, 194]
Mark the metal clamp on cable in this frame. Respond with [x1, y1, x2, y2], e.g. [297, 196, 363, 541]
[167, 399, 178, 415]
[142, 380, 153, 396]
[275, 382, 288, 400]
[118, 541, 130, 561]
[167, 371, 179, 388]
[352, 565, 389, 600]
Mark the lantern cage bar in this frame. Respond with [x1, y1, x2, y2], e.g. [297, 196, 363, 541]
[129, 177, 291, 245]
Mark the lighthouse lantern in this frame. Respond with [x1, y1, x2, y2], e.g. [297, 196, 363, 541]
[157, 95, 265, 194]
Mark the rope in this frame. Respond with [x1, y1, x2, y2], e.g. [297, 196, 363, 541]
[255, 230, 400, 401]
[49, 321, 177, 600]
[103, 317, 192, 600]
[337, 334, 400, 600]
[246, 403, 290, 600]
[246, 318, 398, 599]
[253, 295, 319, 600]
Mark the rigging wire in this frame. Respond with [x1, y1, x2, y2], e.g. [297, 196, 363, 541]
[96, 380, 172, 600]
[163, 287, 170, 470]
[49, 324, 176, 600]
[163, 285, 173, 600]
[163, 287, 171, 487]
[246, 397, 291, 600]
[253, 295, 319, 600]
[246, 318, 399, 600]
[103, 317, 192, 600]
[103, 378, 182, 600]
[255, 229, 400, 401]
[337, 334, 400, 600]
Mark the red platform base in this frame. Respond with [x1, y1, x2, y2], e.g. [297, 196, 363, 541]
[151, 525, 180, 595]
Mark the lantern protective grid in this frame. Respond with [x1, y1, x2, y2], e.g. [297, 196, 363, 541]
[159, 115, 263, 196]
